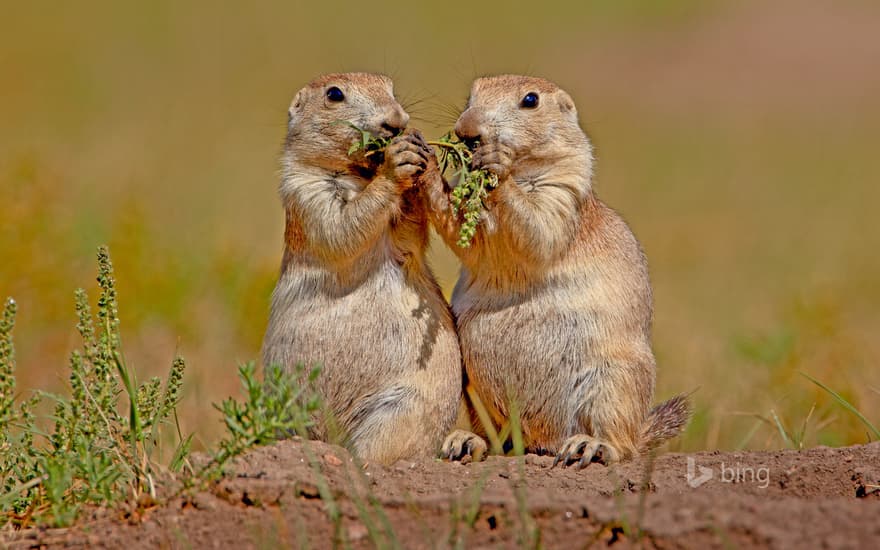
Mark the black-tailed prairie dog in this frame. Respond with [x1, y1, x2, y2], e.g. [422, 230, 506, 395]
[423, 75, 689, 466]
[261, 73, 461, 464]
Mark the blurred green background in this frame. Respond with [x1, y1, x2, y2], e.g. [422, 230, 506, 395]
[2, 0, 878, 451]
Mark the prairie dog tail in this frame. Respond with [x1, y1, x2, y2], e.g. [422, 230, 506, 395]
[641, 394, 691, 452]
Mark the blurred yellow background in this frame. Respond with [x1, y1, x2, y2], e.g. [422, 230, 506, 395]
[2, 0, 878, 451]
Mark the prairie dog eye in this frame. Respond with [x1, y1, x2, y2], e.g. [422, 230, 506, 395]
[326, 87, 345, 102]
[520, 92, 539, 109]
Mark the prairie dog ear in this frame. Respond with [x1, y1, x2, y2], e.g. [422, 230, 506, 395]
[288, 89, 306, 126]
[557, 90, 577, 117]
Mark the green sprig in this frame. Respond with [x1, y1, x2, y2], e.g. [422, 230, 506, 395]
[338, 123, 499, 248]
[429, 134, 499, 248]
[337, 121, 391, 157]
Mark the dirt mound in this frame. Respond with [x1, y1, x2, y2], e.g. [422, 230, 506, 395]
[5, 440, 878, 548]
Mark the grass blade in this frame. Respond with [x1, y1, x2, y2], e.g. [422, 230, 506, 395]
[769, 409, 793, 448]
[170, 433, 194, 472]
[801, 372, 880, 440]
[466, 386, 504, 455]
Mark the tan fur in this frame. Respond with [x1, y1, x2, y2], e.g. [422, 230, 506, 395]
[424, 75, 689, 463]
[261, 73, 461, 464]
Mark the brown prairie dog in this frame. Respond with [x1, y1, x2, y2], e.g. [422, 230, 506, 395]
[261, 73, 461, 464]
[423, 75, 689, 465]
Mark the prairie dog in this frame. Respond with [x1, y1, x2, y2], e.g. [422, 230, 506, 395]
[261, 73, 461, 464]
[423, 75, 689, 465]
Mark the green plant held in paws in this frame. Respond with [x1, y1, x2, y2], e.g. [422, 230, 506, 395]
[428, 133, 499, 248]
[339, 121, 391, 157]
[0, 246, 190, 529]
[341, 122, 498, 248]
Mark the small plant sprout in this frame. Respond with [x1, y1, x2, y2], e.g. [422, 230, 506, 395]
[200, 362, 322, 480]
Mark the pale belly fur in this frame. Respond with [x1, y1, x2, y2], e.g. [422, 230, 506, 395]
[264, 258, 459, 418]
[452, 269, 644, 449]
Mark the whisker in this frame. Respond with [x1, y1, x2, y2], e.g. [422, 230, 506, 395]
[400, 91, 439, 113]
[419, 104, 461, 125]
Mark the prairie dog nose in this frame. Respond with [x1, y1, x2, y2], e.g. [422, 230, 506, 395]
[382, 106, 409, 136]
[454, 109, 483, 143]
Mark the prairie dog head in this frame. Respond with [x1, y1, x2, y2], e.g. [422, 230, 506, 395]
[284, 72, 409, 173]
[455, 75, 593, 179]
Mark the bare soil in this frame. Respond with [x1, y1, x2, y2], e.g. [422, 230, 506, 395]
[5, 440, 878, 549]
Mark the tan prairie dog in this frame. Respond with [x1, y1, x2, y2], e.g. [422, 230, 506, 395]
[261, 73, 461, 464]
[423, 75, 690, 466]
